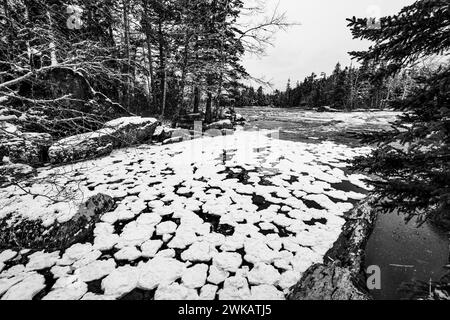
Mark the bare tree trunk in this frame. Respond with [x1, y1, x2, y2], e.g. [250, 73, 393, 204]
[206, 92, 213, 123]
[193, 34, 200, 114]
[161, 67, 167, 118]
[143, 0, 155, 109]
[122, 0, 131, 111]
[158, 19, 167, 118]
[173, 4, 191, 124]
[193, 87, 200, 113]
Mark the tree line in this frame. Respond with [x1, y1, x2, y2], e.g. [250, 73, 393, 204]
[235, 61, 432, 110]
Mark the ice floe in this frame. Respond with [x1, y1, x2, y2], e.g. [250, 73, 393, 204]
[138, 258, 186, 290]
[76, 259, 116, 282]
[102, 266, 139, 298]
[182, 264, 209, 289]
[43, 276, 87, 300]
[1, 273, 45, 300]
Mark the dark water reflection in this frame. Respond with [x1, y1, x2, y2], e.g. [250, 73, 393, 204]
[365, 212, 449, 300]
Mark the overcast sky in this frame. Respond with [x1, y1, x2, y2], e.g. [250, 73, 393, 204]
[243, 0, 416, 91]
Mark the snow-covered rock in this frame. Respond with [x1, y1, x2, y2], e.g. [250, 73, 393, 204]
[0, 164, 35, 185]
[49, 117, 159, 164]
[206, 120, 234, 131]
[0, 194, 114, 252]
[1, 132, 52, 165]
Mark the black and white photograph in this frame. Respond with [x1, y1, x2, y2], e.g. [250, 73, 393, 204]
[0, 0, 449, 307]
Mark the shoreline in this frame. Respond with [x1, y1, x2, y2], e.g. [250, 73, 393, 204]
[289, 197, 378, 300]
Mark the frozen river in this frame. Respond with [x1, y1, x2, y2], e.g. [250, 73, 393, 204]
[0, 119, 373, 300]
[0, 108, 447, 300]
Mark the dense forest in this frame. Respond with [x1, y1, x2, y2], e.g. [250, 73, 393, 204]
[0, 0, 291, 138]
[237, 58, 447, 110]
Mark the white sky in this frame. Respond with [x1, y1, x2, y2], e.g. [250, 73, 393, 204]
[242, 0, 416, 91]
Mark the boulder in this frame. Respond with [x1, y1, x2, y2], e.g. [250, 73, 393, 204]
[0, 194, 115, 251]
[162, 136, 185, 145]
[0, 164, 35, 186]
[153, 126, 175, 143]
[48, 130, 114, 164]
[1, 132, 53, 165]
[205, 120, 234, 131]
[235, 114, 246, 123]
[102, 117, 159, 148]
[289, 262, 370, 300]
[49, 117, 159, 164]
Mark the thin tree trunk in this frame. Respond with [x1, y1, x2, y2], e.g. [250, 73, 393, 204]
[161, 68, 167, 118]
[143, 0, 155, 109]
[193, 34, 200, 114]
[206, 92, 212, 123]
[193, 87, 200, 113]
[122, 0, 131, 110]
[173, 6, 190, 124]
[158, 19, 167, 118]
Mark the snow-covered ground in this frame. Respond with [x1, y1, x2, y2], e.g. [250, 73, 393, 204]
[0, 129, 373, 300]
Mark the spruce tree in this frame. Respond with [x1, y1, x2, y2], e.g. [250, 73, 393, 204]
[348, 0, 450, 227]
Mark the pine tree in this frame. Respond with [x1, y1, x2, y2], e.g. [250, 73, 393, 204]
[348, 0, 450, 227]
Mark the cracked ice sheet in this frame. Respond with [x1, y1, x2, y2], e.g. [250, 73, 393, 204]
[0, 130, 372, 300]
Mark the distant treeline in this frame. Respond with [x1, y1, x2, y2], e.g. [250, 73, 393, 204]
[236, 61, 422, 110]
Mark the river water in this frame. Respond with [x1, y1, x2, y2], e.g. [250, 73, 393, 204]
[238, 107, 450, 300]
